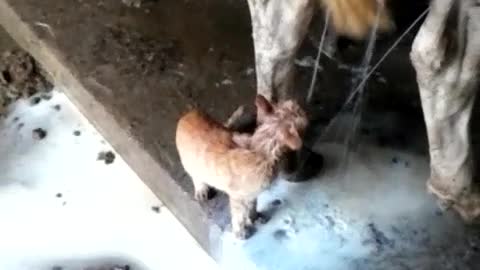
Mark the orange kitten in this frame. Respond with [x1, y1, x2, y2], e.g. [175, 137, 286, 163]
[176, 95, 307, 239]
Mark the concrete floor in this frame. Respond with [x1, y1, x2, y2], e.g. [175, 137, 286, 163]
[0, 88, 218, 270]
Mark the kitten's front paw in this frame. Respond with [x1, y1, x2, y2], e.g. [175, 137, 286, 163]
[234, 227, 254, 240]
[249, 211, 270, 225]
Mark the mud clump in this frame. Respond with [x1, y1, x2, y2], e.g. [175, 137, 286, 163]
[32, 128, 47, 140]
[273, 229, 288, 241]
[271, 199, 282, 207]
[97, 150, 116, 165]
[30, 96, 42, 106]
[151, 205, 161, 213]
[0, 50, 52, 115]
[41, 93, 52, 100]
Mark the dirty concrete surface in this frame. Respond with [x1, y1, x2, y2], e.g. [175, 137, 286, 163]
[1, 0, 480, 269]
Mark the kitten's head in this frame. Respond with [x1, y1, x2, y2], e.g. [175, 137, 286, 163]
[254, 95, 308, 151]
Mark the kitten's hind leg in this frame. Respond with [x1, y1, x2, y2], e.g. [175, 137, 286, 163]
[193, 180, 210, 202]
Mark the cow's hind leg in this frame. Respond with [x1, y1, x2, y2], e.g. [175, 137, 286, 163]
[411, 0, 480, 221]
[247, 0, 315, 101]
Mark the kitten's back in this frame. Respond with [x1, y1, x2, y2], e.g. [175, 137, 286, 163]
[176, 110, 270, 196]
[176, 109, 233, 157]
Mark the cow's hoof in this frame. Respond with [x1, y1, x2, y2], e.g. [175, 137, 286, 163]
[453, 194, 480, 224]
[427, 179, 480, 223]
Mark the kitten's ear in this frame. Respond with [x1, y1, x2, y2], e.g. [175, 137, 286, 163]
[255, 95, 273, 123]
[281, 128, 302, 150]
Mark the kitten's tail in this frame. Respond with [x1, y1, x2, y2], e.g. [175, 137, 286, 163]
[318, 0, 395, 39]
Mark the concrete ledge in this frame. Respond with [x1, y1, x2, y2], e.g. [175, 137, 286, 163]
[0, 0, 255, 254]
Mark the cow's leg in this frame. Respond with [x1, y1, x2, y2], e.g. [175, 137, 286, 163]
[411, 0, 480, 221]
[247, 0, 315, 101]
